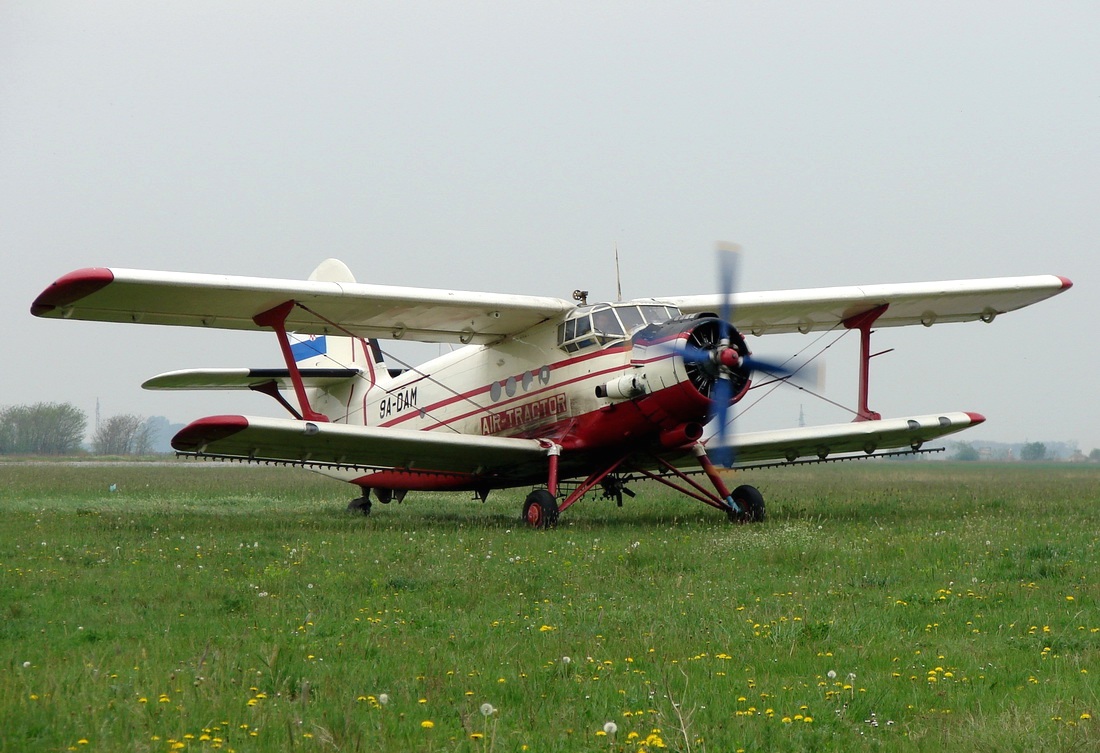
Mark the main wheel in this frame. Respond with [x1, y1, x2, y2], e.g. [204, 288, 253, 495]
[728, 484, 765, 523]
[522, 489, 559, 529]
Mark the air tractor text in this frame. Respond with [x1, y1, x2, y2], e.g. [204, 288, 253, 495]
[480, 393, 568, 435]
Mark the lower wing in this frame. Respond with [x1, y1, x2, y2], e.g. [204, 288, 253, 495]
[171, 415, 548, 487]
[698, 411, 984, 466]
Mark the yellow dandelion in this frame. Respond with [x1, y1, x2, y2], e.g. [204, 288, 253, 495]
[421, 720, 434, 729]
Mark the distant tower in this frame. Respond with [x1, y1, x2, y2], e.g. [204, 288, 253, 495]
[95, 398, 101, 433]
[798, 404, 805, 428]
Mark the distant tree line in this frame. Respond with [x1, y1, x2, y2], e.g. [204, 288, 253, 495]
[0, 402, 161, 456]
[91, 413, 155, 455]
[952, 440, 1100, 462]
[0, 402, 86, 454]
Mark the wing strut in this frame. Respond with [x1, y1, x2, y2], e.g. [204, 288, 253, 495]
[844, 304, 889, 422]
[249, 380, 303, 420]
[253, 301, 329, 422]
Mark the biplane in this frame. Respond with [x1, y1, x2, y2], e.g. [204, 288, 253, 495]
[31, 257, 1071, 527]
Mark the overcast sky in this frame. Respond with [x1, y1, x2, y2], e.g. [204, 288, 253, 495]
[2, 2, 1094, 452]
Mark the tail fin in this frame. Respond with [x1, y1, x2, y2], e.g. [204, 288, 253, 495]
[289, 259, 393, 422]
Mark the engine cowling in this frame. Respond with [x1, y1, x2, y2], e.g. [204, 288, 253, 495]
[559, 315, 754, 452]
[630, 316, 753, 407]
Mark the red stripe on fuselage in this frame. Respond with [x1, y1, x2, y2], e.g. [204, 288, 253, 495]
[377, 343, 636, 431]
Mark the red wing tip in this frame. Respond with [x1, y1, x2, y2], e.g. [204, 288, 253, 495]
[172, 415, 250, 451]
[965, 412, 986, 425]
[31, 267, 115, 316]
[1057, 276, 1073, 290]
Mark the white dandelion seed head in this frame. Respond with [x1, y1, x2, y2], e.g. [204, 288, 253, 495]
[561, 656, 571, 664]
[480, 702, 496, 716]
[604, 721, 618, 735]
[378, 693, 389, 705]
[847, 672, 857, 681]
[827, 670, 837, 679]
[22, 661, 31, 668]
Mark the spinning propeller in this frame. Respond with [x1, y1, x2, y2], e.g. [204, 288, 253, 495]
[677, 245, 815, 467]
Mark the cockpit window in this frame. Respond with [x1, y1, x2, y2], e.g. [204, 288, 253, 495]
[640, 305, 675, 324]
[592, 308, 623, 344]
[616, 305, 645, 333]
[558, 302, 681, 352]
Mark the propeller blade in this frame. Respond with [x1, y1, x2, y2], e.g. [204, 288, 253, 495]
[716, 243, 740, 345]
[710, 243, 740, 467]
[662, 341, 715, 365]
[709, 373, 735, 467]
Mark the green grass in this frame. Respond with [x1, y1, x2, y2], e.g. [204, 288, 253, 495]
[1, 461, 1098, 752]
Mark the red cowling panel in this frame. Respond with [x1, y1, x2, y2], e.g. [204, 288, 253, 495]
[172, 415, 251, 451]
[30, 268, 115, 316]
[964, 412, 986, 425]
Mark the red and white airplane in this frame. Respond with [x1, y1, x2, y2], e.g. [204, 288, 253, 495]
[31, 257, 1071, 527]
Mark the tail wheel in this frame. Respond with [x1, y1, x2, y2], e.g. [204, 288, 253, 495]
[347, 495, 372, 516]
[728, 484, 765, 523]
[523, 489, 559, 529]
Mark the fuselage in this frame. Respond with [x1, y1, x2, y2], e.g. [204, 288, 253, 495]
[307, 302, 752, 491]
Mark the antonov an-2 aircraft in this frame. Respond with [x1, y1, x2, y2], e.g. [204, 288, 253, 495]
[31, 257, 1071, 527]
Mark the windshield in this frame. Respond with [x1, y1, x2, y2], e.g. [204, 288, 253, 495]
[557, 302, 679, 353]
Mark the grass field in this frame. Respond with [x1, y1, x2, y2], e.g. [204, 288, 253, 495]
[1, 460, 1098, 752]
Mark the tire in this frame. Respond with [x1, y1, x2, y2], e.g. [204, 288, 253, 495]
[347, 496, 372, 516]
[729, 484, 765, 523]
[522, 489, 559, 529]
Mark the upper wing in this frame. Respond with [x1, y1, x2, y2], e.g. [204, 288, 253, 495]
[663, 275, 1072, 335]
[172, 414, 550, 483]
[31, 267, 574, 344]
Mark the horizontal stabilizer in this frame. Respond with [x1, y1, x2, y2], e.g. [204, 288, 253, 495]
[143, 368, 362, 391]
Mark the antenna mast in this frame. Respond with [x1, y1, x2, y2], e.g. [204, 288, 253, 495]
[614, 244, 623, 302]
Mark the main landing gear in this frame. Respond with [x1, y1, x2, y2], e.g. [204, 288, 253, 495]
[523, 489, 559, 529]
[729, 484, 765, 523]
[520, 442, 767, 529]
